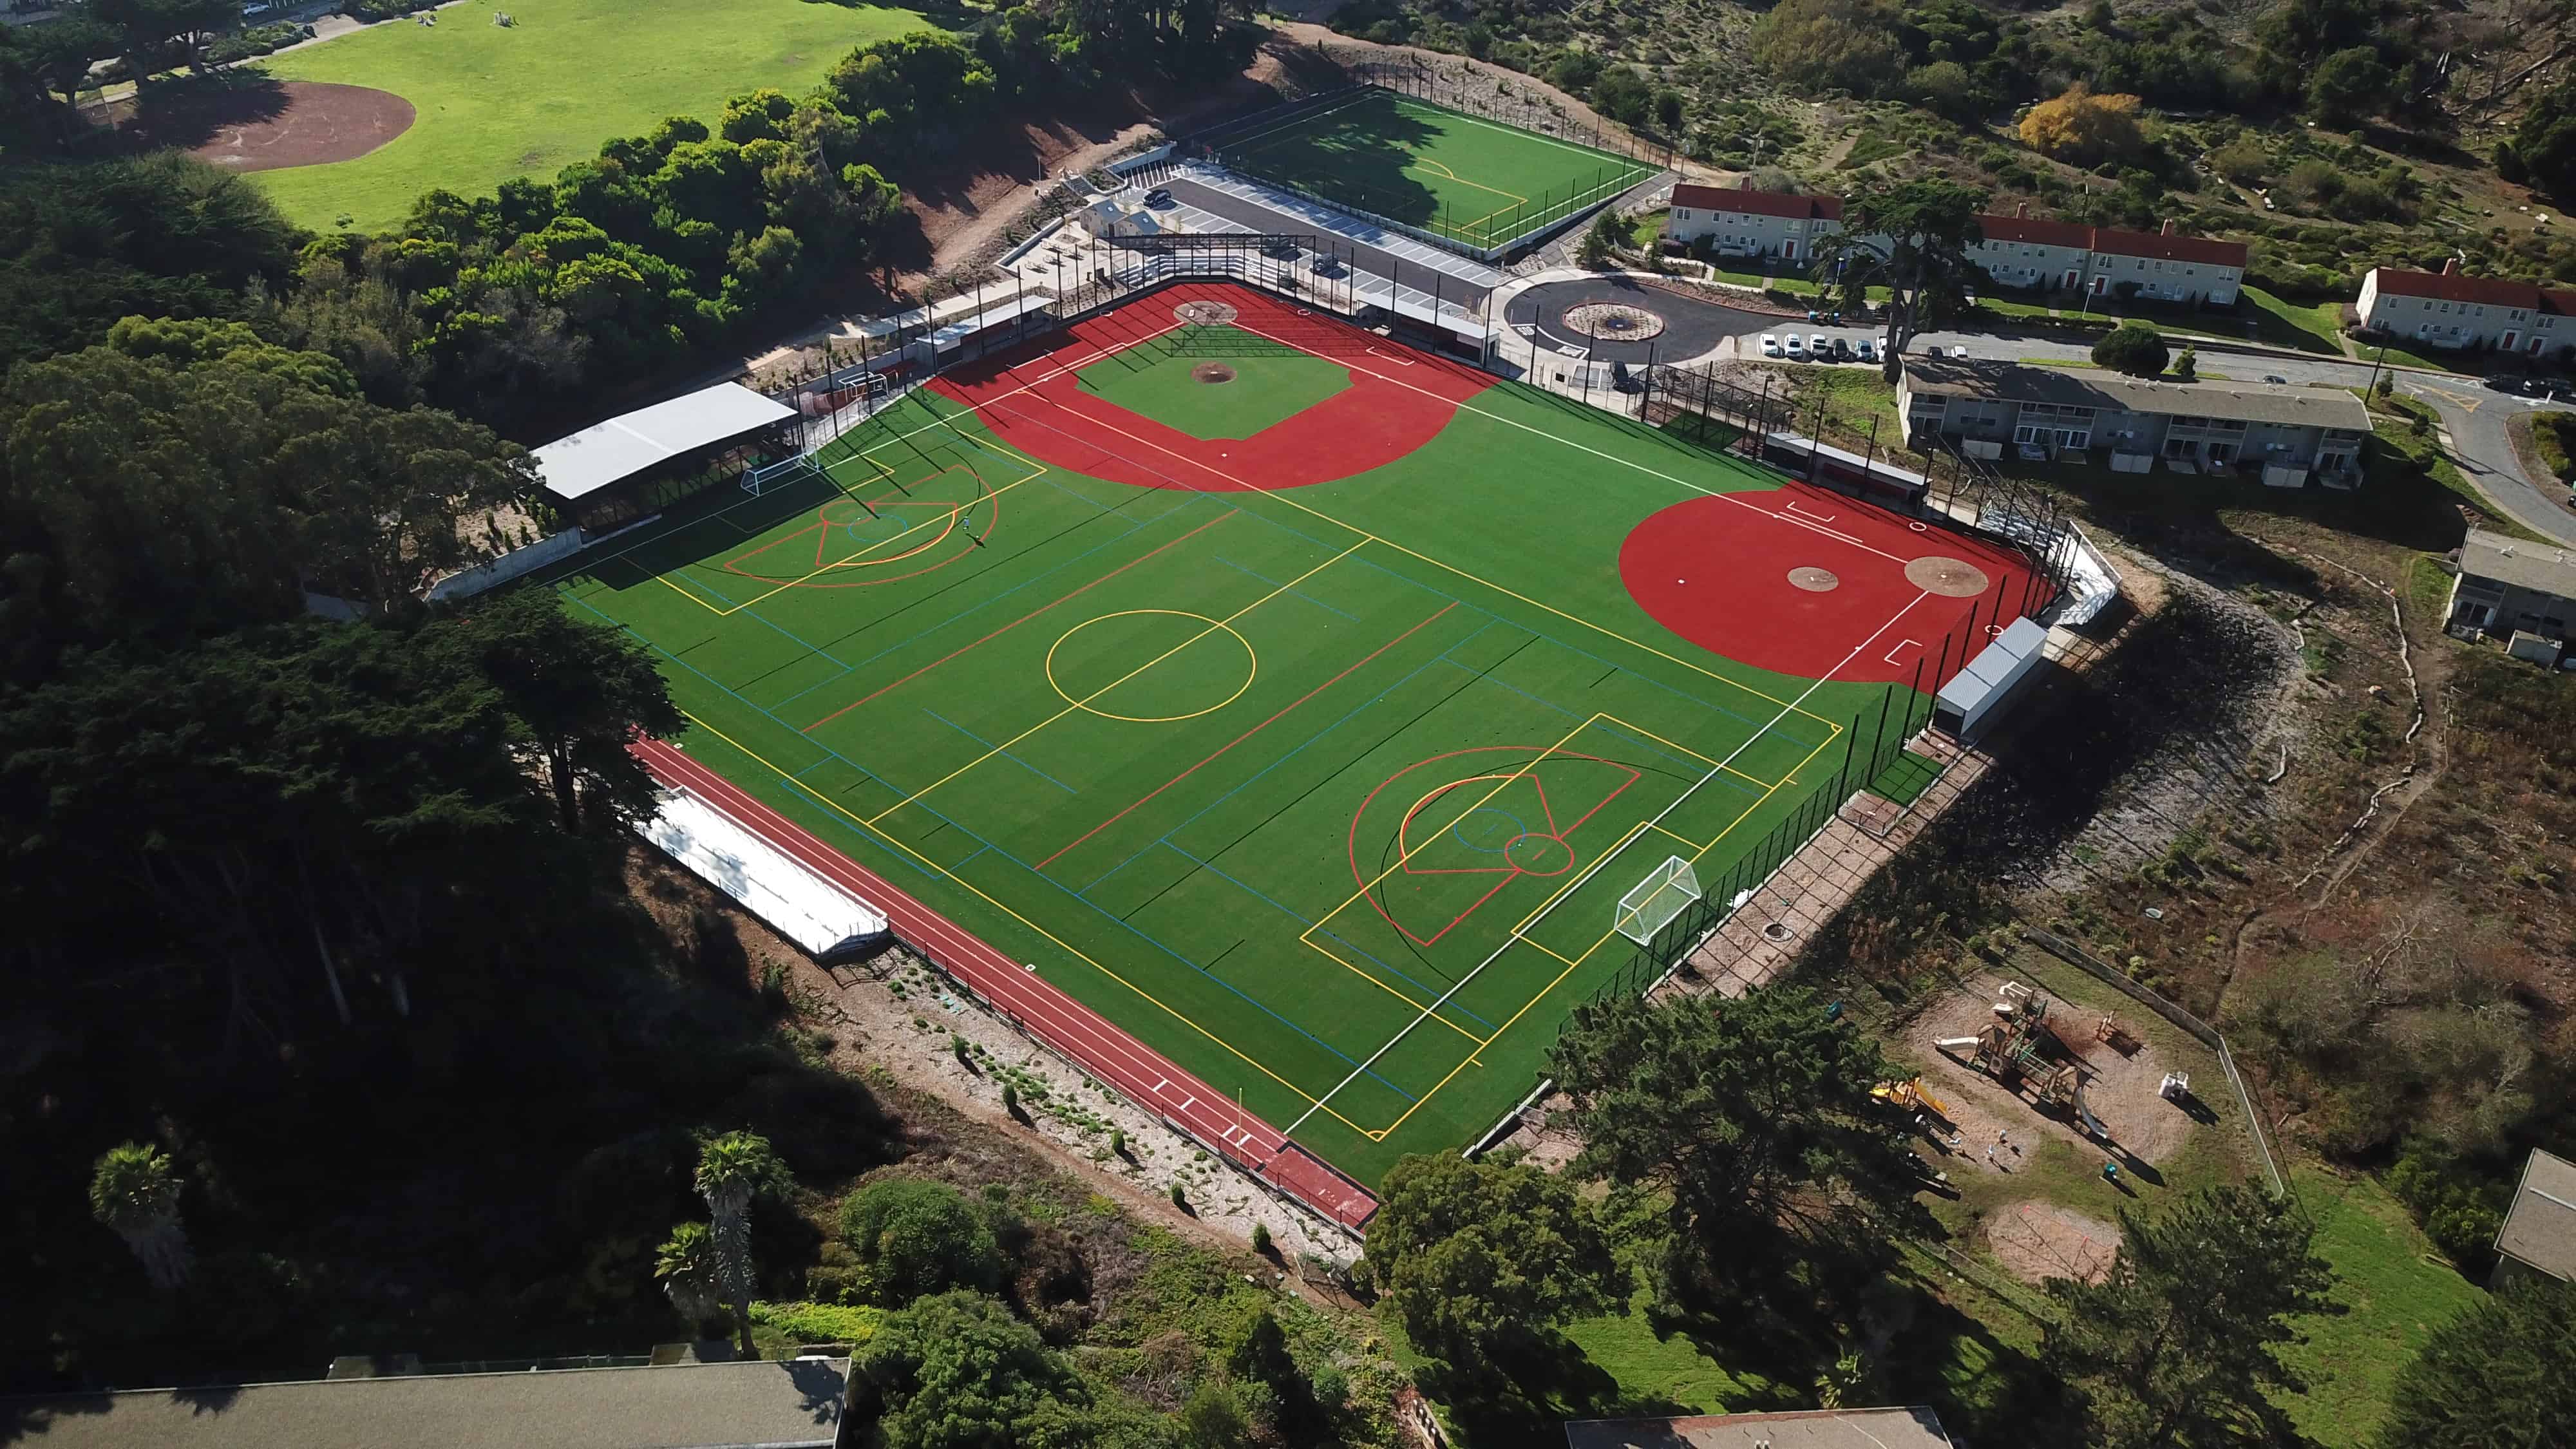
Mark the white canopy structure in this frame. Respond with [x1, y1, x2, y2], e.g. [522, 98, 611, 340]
[641, 788, 890, 962]
[530, 381, 795, 504]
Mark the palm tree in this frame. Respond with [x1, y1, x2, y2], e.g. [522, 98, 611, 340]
[654, 1221, 725, 1331]
[695, 1132, 788, 1359]
[89, 1142, 191, 1293]
[1808, 178, 1990, 383]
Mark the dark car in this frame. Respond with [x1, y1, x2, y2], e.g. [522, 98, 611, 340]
[2522, 377, 2559, 397]
[1143, 188, 1174, 208]
[2485, 375, 2524, 392]
[1828, 337, 1855, 360]
[1262, 240, 1301, 260]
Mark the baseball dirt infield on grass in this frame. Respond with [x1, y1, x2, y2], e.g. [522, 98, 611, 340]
[245, 0, 931, 231]
[544, 283, 2050, 1188]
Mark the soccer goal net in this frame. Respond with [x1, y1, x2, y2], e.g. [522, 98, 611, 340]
[743, 455, 820, 497]
[1614, 856, 1703, 945]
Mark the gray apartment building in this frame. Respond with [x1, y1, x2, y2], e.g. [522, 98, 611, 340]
[2354, 261, 2576, 359]
[1666, 187, 2245, 306]
[1895, 357, 2371, 488]
[2447, 528, 2576, 661]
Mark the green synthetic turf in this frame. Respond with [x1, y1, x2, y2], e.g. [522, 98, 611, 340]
[250, 0, 931, 232]
[1074, 327, 1353, 440]
[1867, 748, 1945, 806]
[548, 337, 1918, 1186]
[1217, 90, 1658, 249]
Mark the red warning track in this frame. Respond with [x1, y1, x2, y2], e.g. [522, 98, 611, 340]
[931, 283, 1493, 491]
[631, 734, 1379, 1233]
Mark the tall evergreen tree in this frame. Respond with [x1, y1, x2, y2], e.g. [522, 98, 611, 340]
[1807, 178, 1988, 382]
[2376, 1277, 2576, 1447]
[88, 1141, 191, 1293]
[696, 1132, 789, 1360]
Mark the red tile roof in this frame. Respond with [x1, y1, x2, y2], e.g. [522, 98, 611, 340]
[1978, 214, 2094, 251]
[2369, 267, 2552, 310]
[1671, 183, 1842, 222]
[2087, 225, 2248, 269]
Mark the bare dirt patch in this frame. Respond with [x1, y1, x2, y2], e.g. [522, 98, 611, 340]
[1904, 969, 2201, 1171]
[1986, 1200, 2121, 1285]
[1191, 362, 1238, 385]
[185, 80, 415, 172]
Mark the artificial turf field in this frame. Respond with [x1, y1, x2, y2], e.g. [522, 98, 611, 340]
[1213, 88, 1658, 249]
[551, 285, 2038, 1185]
[251, 0, 930, 232]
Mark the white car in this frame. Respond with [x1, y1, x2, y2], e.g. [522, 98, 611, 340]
[1809, 333, 1830, 356]
[1782, 334, 1805, 357]
[1759, 333, 1782, 357]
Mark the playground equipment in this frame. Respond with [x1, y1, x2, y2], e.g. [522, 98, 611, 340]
[2159, 1071, 2192, 1102]
[2094, 1014, 2136, 1052]
[1873, 1077, 1953, 1117]
[1935, 980, 2103, 1130]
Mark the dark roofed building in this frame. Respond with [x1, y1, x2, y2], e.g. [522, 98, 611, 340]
[1897, 355, 2369, 488]
[0, 1358, 847, 1449]
[2493, 1147, 2576, 1289]
[1565, 1406, 1956, 1449]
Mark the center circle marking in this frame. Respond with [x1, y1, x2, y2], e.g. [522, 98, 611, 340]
[1451, 806, 1525, 853]
[1044, 609, 1257, 723]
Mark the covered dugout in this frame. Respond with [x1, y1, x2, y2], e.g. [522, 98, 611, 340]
[531, 381, 800, 530]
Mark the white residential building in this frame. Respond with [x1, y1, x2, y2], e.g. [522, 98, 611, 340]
[1666, 187, 2246, 306]
[2354, 261, 2576, 357]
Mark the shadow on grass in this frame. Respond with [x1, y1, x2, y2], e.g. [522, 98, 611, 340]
[117, 71, 292, 155]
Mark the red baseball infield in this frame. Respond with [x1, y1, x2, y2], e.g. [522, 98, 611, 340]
[630, 735, 1379, 1233]
[931, 283, 1492, 493]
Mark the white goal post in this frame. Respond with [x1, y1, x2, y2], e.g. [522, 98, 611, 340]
[743, 455, 820, 496]
[1614, 855, 1702, 945]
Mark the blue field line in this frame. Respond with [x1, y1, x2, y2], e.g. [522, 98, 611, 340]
[922, 708, 1078, 794]
[564, 589, 1412, 1103]
[770, 493, 1209, 713]
[1211, 555, 1358, 620]
[1158, 842, 1500, 1032]
[1073, 623, 1496, 897]
[734, 601, 859, 675]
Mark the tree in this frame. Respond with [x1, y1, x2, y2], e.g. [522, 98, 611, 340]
[89, 1141, 191, 1293]
[844, 1289, 1088, 1449]
[90, 0, 239, 77]
[655, 1220, 724, 1329]
[696, 1132, 790, 1360]
[2018, 86, 2146, 166]
[2512, 78, 2576, 202]
[2207, 136, 2269, 185]
[1544, 989, 1928, 1308]
[2376, 1278, 2576, 1446]
[2307, 46, 2391, 126]
[837, 1177, 1004, 1306]
[431, 589, 681, 833]
[1578, 210, 1625, 267]
[1367, 1153, 1627, 1377]
[2172, 346, 2197, 381]
[2042, 1187, 2334, 1448]
[1750, 0, 1906, 97]
[1908, 60, 1983, 123]
[2092, 321, 2170, 376]
[1808, 178, 1988, 381]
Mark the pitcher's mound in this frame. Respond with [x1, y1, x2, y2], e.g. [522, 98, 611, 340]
[1905, 555, 1991, 598]
[1175, 300, 1240, 326]
[188, 81, 415, 173]
[1191, 363, 1238, 385]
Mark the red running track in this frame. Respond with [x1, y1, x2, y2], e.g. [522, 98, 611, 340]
[630, 735, 1380, 1233]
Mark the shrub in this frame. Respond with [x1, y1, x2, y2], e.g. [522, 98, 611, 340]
[2091, 321, 2170, 377]
[750, 1300, 882, 1345]
[1107, 1128, 1126, 1157]
[2173, 347, 2197, 380]
[1251, 1221, 1272, 1256]
[2019, 86, 2145, 166]
[837, 1178, 1003, 1305]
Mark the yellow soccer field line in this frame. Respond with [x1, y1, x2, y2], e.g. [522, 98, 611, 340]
[1300, 710, 1605, 949]
[1365, 723, 1847, 1139]
[866, 539, 1365, 825]
[1302, 934, 1491, 1048]
[1600, 714, 1782, 791]
[675, 710, 1387, 1139]
[655, 458, 1046, 618]
[1411, 156, 1526, 205]
[969, 375, 1839, 734]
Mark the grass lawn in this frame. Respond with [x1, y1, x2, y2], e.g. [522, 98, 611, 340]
[2242, 287, 2349, 357]
[2274, 1166, 2483, 1448]
[251, 0, 932, 231]
[545, 287, 2040, 1188]
[2368, 395, 2556, 544]
[2357, 337, 2477, 374]
[1211, 88, 1654, 249]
